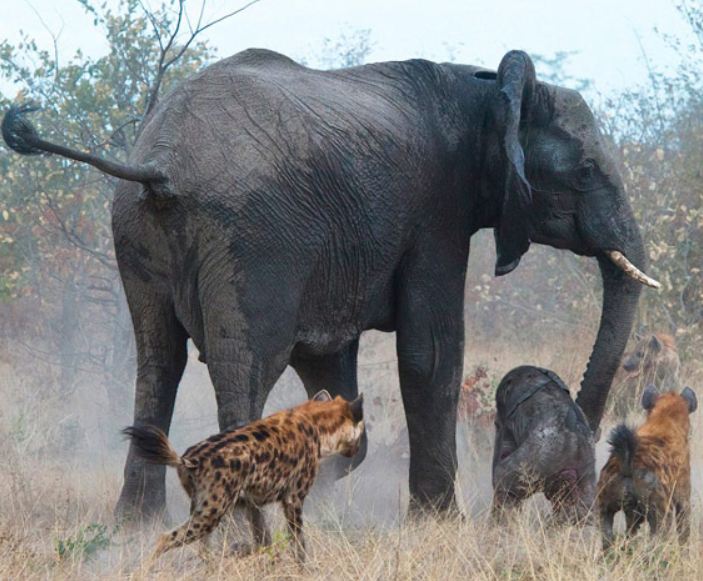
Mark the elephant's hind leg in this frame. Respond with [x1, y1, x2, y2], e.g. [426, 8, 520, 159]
[201, 277, 299, 537]
[115, 284, 188, 521]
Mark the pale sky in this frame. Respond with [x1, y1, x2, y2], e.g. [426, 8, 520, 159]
[0, 0, 695, 100]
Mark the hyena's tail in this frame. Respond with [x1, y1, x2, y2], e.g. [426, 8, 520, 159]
[607, 424, 638, 478]
[122, 425, 196, 469]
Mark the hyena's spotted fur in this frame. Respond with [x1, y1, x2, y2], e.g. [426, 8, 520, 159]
[123, 390, 364, 563]
[598, 386, 697, 550]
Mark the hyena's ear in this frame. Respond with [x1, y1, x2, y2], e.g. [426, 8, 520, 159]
[681, 386, 697, 414]
[311, 389, 333, 402]
[350, 393, 364, 423]
[648, 335, 663, 353]
[642, 384, 658, 411]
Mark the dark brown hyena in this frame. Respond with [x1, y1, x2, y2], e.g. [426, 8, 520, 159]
[123, 390, 364, 564]
[598, 385, 697, 550]
[609, 333, 680, 417]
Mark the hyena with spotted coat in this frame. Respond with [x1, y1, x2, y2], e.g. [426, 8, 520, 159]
[609, 333, 680, 416]
[123, 390, 364, 563]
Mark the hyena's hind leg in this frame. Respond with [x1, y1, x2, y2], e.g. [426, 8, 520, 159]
[600, 507, 616, 551]
[148, 495, 237, 565]
[625, 509, 645, 538]
[674, 500, 691, 544]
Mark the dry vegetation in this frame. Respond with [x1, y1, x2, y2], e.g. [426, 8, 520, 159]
[1, 3, 702, 579]
[1, 332, 702, 581]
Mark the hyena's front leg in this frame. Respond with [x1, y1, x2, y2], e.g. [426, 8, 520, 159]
[245, 500, 272, 548]
[282, 497, 306, 563]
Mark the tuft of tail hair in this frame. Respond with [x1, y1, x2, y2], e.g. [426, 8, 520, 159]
[122, 425, 195, 469]
[607, 424, 638, 478]
[2, 104, 43, 154]
[2, 103, 169, 190]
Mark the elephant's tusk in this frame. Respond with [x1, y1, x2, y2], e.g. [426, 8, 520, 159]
[605, 250, 661, 289]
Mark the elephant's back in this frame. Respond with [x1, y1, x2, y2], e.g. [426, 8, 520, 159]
[129, 49, 451, 203]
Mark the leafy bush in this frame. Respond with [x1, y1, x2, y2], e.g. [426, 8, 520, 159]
[54, 523, 113, 561]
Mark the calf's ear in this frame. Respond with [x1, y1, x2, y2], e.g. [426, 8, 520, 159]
[350, 393, 364, 423]
[641, 384, 658, 411]
[681, 386, 697, 414]
[312, 389, 333, 402]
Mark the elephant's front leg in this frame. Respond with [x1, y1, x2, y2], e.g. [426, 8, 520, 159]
[395, 243, 467, 514]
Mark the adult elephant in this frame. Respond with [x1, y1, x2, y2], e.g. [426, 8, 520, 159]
[2, 49, 658, 518]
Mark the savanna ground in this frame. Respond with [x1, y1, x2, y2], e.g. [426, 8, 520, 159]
[2, 326, 702, 581]
[1, 2, 702, 579]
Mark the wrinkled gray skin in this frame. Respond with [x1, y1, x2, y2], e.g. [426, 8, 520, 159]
[2, 49, 648, 518]
[492, 366, 596, 521]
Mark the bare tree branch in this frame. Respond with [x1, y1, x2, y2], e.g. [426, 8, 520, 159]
[141, 0, 263, 118]
[23, 0, 64, 83]
[143, 0, 185, 117]
[40, 190, 117, 270]
[139, 0, 165, 52]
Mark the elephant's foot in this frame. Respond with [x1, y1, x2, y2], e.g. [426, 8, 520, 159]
[114, 490, 168, 525]
[114, 464, 168, 524]
[407, 485, 461, 520]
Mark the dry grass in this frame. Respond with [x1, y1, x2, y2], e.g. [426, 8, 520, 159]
[1, 333, 703, 580]
[1, 459, 702, 580]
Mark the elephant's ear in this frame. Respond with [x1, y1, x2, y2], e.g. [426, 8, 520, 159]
[493, 51, 536, 276]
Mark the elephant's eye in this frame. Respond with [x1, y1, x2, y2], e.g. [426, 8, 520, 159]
[573, 159, 597, 190]
[579, 160, 595, 179]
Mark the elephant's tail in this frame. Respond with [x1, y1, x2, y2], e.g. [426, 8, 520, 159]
[2, 104, 172, 197]
[122, 425, 196, 469]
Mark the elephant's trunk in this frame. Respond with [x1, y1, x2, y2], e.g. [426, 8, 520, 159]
[575, 244, 646, 434]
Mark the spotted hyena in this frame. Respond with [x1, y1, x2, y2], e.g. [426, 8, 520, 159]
[598, 385, 697, 550]
[123, 390, 364, 564]
[609, 333, 680, 417]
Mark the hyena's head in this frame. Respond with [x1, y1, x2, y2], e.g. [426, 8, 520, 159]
[307, 391, 365, 458]
[622, 333, 680, 383]
[641, 384, 697, 421]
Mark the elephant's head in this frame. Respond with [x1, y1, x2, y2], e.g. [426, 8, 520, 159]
[479, 51, 660, 432]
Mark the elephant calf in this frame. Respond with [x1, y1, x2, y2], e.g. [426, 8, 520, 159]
[492, 366, 595, 521]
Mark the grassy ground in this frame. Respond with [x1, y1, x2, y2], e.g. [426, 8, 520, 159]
[1, 333, 702, 580]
